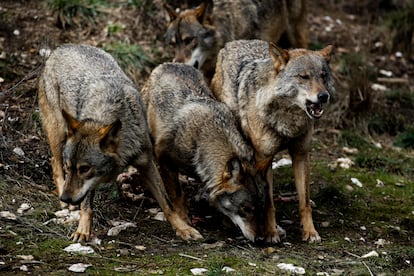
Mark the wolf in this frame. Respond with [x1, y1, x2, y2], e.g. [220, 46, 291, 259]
[163, 0, 308, 81]
[142, 62, 282, 243]
[211, 39, 335, 242]
[38, 44, 197, 242]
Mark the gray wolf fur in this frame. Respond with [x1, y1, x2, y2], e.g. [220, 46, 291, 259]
[164, 0, 308, 81]
[38, 44, 188, 242]
[211, 39, 335, 242]
[142, 62, 278, 243]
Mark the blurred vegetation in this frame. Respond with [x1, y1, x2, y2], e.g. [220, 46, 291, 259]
[102, 41, 158, 83]
[46, 0, 106, 28]
[386, 4, 414, 56]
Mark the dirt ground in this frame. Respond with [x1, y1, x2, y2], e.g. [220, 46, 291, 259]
[1, 0, 413, 275]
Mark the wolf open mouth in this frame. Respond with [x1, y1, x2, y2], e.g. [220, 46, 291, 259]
[306, 100, 324, 119]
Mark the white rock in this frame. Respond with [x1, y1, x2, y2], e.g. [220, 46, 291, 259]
[272, 158, 292, 169]
[0, 211, 17, 220]
[222, 266, 236, 273]
[190, 268, 208, 275]
[13, 147, 25, 156]
[379, 69, 393, 77]
[17, 203, 32, 214]
[152, 211, 166, 221]
[350, 178, 363, 187]
[337, 157, 354, 169]
[376, 179, 384, 187]
[371, 83, 387, 91]
[68, 263, 92, 273]
[64, 243, 94, 254]
[277, 263, 305, 275]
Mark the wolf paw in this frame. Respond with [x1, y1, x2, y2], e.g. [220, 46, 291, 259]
[302, 230, 321, 243]
[71, 231, 91, 242]
[71, 221, 92, 242]
[263, 225, 286, 244]
[176, 227, 203, 241]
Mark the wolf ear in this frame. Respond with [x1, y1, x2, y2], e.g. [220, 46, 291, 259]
[268, 42, 289, 73]
[223, 158, 243, 180]
[163, 3, 177, 22]
[62, 109, 81, 137]
[195, 0, 213, 24]
[99, 119, 122, 153]
[319, 45, 334, 63]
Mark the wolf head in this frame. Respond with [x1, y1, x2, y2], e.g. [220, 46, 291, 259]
[268, 43, 335, 120]
[210, 158, 268, 243]
[59, 110, 122, 205]
[163, 1, 215, 70]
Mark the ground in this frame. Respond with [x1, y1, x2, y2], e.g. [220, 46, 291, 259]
[0, 0, 413, 275]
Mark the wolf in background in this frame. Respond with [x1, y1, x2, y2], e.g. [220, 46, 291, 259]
[211, 39, 335, 242]
[38, 44, 196, 242]
[164, 0, 308, 81]
[142, 62, 283, 243]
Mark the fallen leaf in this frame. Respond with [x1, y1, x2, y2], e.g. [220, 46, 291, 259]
[153, 211, 166, 221]
[107, 221, 137, 236]
[361, 250, 379, 258]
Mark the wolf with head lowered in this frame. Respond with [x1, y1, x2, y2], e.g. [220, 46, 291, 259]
[164, 0, 308, 81]
[38, 44, 197, 242]
[142, 62, 283, 243]
[212, 39, 335, 243]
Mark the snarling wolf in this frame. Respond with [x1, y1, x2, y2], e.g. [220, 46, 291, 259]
[211, 39, 335, 242]
[38, 44, 193, 242]
[164, 0, 308, 81]
[142, 62, 281, 242]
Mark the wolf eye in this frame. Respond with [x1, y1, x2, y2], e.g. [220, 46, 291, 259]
[183, 37, 193, 45]
[321, 70, 327, 80]
[78, 165, 91, 175]
[299, 73, 310, 80]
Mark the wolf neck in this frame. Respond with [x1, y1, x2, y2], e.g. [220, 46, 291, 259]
[238, 60, 313, 157]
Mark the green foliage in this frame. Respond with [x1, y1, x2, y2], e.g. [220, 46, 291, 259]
[47, 0, 107, 28]
[124, 0, 155, 11]
[369, 89, 413, 135]
[386, 5, 414, 55]
[354, 152, 403, 174]
[338, 130, 373, 149]
[338, 53, 375, 80]
[102, 41, 157, 80]
[394, 129, 414, 149]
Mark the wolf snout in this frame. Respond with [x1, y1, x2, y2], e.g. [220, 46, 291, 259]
[317, 91, 330, 104]
[60, 192, 82, 205]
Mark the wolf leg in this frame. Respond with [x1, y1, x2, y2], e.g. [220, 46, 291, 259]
[71, 190, 94, 242]
[264, 166, 282, 243]
[291, 151, 321, 242]
[140, 159, 203, 241]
